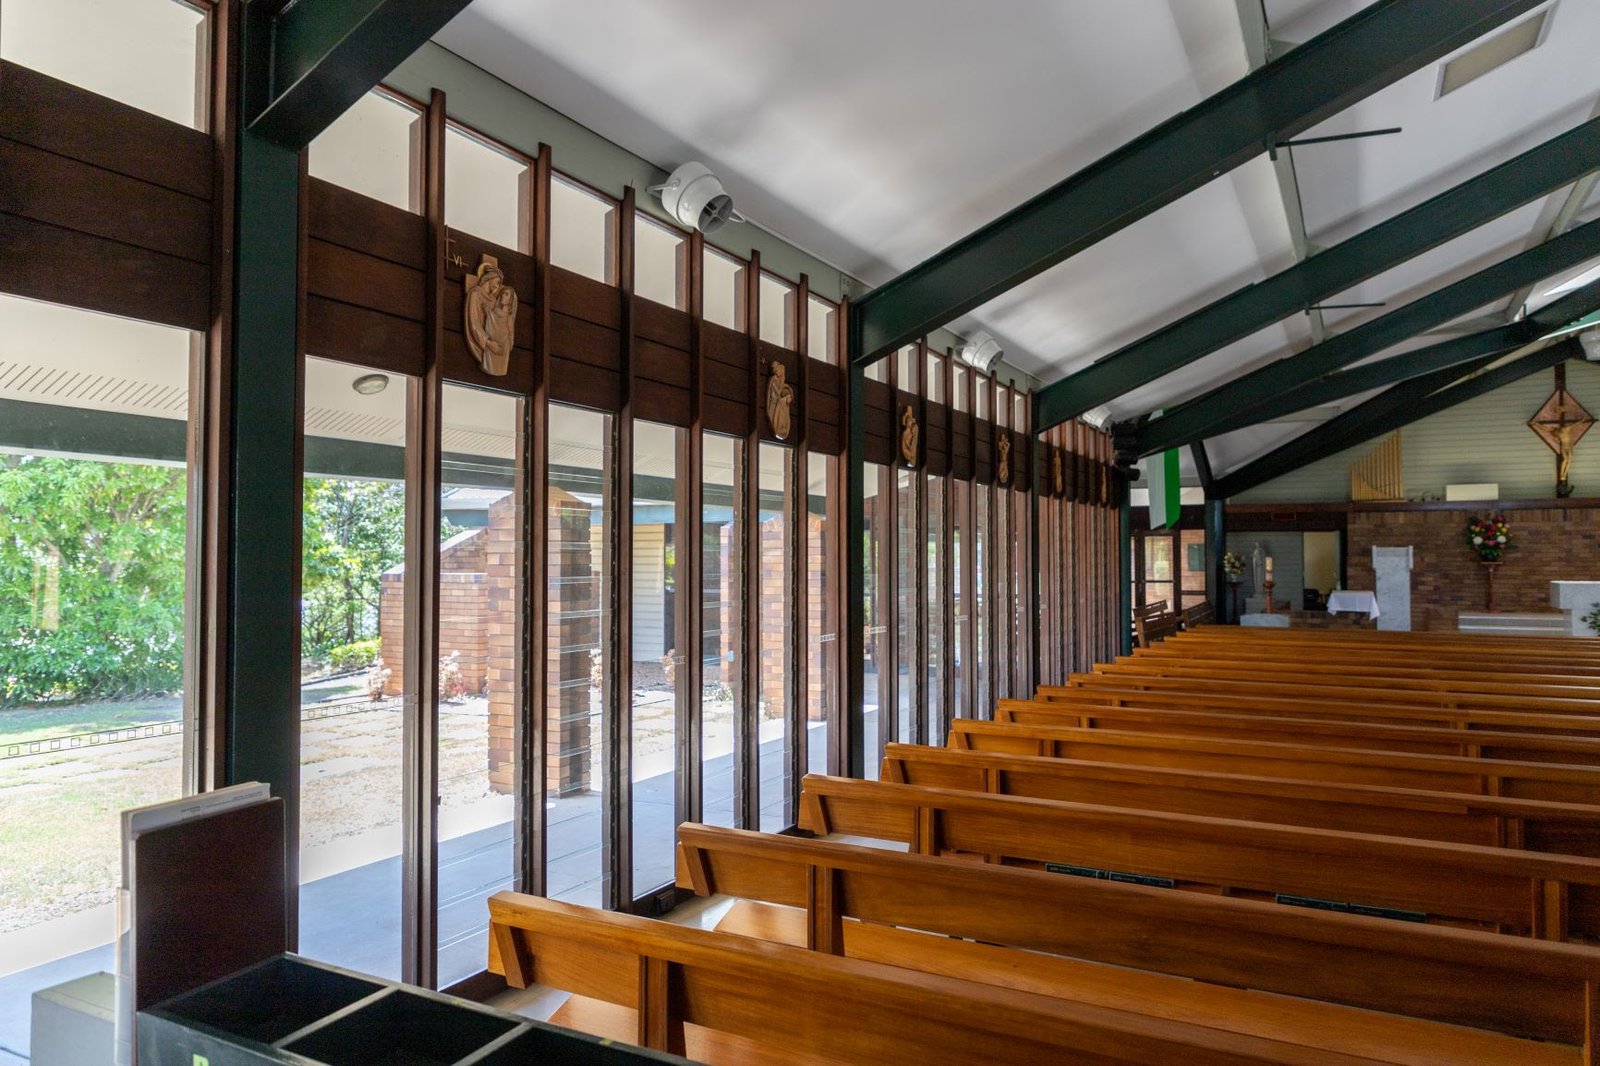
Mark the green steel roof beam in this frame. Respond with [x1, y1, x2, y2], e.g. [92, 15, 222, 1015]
[1036, 114, 1600, 432]
[246, 0, 475, 149]
[1161, 277, 1600, 443]
[1132, 219, 1600, 455]
[1212, 338, 1580, 498]
[849, 0, 1545, 370]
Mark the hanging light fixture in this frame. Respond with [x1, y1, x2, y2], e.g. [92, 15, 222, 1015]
[351, 373, 390, 395]
[650, 162, 743, 234]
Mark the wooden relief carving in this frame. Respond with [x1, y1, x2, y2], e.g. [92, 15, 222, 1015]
[996, 433, 1011, 485]
[1052, 451, 1064, 496]
[1099, 465, 1109, 505]
[1529, 365, 1594, 498]
[464, 254, 519, 376]
[899, 404, 920, 466]
[766, 359, 794, 440]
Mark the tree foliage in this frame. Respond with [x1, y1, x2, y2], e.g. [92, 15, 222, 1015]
[0, 455, 187, 705]
[301, 478, 406, 657]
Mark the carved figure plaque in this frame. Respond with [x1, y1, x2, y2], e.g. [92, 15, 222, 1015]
[464, 254, 519, 376]
[997, 433, 1011, 485]
[899, 404, 919, 466]
[766, 360, 794, 440]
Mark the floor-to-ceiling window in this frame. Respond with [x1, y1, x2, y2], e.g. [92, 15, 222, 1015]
[700, 433, 741, 826]
[756, 442, 796, 832]
[806, 453, 837, 776]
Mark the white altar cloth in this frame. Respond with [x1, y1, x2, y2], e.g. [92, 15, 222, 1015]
[1326, 590, 1380, 620]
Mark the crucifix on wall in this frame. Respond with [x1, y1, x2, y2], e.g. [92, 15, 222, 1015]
[1528, 363, 1594, 498]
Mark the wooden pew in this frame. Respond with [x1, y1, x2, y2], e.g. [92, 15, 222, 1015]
[796, 773, 1600, 939]
[1132, 643, 1600, 681]
[675, 823, 1599, 1060]
[1165, 628, 1600, 661]
[1181, 601, 1215, 628]
[1048, 673, 1600, 717]
[947, 717, 1600, 803]
[880, 742, 1600, 855]
[1134, 600, 1180, 647]
[992, 698, 1600, 764]
[484, 893, 1344, 1065]
[1095, 655, 1600, 696]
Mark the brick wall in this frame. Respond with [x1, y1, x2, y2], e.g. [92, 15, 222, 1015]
[378, 528, 490, 698]
[1346, 505, 1600, 630]
[484, 494, 520, 795]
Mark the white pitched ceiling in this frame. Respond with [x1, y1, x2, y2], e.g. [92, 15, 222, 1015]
[433, 0, 1600, 477]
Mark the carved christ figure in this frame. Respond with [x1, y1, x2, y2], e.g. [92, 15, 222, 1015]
[464, 256, 518, 376]
[1052, 451, 1064, 496]
[997, 433, 1011, 485]
[766, 360, 794, 440]
[899, 404, 919, 466]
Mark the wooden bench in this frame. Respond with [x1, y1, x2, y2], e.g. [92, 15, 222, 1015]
[1134, 600, 1180, 647]
[992, 699, 1600, 765]
[1181, 601, 1215, 628]
[675, 823, 1600, 1060]
[1095, 656, 1600, 696]
[484, 892, 1343, 1064]
[1165, 629, 1600, 660]
[1050, 673, 1600, 718]
[947, 717, 1600, 803]
[797, 773, 1600, 939]
[1132, 643, 1600, 681]
[880, 742, 1600, 855]
[1029, 686, 1600, 738]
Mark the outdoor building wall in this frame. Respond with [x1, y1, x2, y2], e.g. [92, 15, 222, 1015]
[632, 524, 668, 662]
[1233, 362, 1600, 504]
[379, 528, 489, 698]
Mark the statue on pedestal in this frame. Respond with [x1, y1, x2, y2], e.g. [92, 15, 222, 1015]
[1250, 543, 1265, 593]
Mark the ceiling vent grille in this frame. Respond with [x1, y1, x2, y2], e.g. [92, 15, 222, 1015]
[1438, 8, 1551, 98]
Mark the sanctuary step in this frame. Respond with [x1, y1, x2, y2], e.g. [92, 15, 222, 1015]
[1456, 612, 1569, 636]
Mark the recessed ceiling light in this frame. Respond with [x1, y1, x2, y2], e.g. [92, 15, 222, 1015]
[1438, 8, 1550, 98]
[352, 373, 390, 395]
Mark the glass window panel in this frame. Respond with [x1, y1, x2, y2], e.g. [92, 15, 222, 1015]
[435, 384, 522, 988]
[953, 367, 967, 414]
[993, 484, 1009, 704]
[806, 453, 836, 776]
[0, 296, 192, 1035]
[700, 433, 740, 825]
[309, 90, 420, 213]
[1144, 536, 1174, 584]
[445, 126, 527, 251]
[896, 346, 917, 392]
[546, 404, 612, 905]
[635, 216, 687, 310]
[807, 297, 837, 364]
[632, 420, 684, 896]
[757, 443, 795, 831]
[865, 358, 886, 384]
[951, 479, 967, 719]
[550, 176, 617, 284]
[895, 468, 917, 746]
[758, 274, 795, 348]
[977, 380, 990, 422]
[974, 484, 989, 715]
[298, 358, 408, 981]
[1, 0, 207, 128]
[925, 474, 945, 745]
[926, 354, 942, 402]
[862, 463, 888, 778]
[702, 249, 745, 330]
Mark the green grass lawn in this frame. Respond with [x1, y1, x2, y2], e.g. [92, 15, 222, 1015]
[0, 697, 181, 747]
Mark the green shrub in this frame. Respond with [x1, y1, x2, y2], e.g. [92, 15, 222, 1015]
[328, 638, 382, 673]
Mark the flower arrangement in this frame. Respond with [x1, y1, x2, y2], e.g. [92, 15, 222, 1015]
[1466, 512, 1512, 562]
[1222, 551, 1246, 581]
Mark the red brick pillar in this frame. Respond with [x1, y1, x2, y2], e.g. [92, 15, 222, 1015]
[548, 486, 595, 795]
[759, 513, 788, 719]
[485, 494, 521, 794]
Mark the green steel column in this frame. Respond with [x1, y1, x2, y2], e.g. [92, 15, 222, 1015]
[226, 121, 302, 934]
[1203, 497, 1226, 622]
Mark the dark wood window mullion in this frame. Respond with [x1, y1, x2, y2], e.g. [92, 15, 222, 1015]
[683, 229, 706, 828]
[522, 144, 553, 899]
[942, 349, 957, 737]
[883, 346, 900, 748]
[828, 297, 851, 777]
[787, 275, 810, 823]
[738, 251, 762, 830]
[402, 87, 446, 990]
[610, 188, 637, 910]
